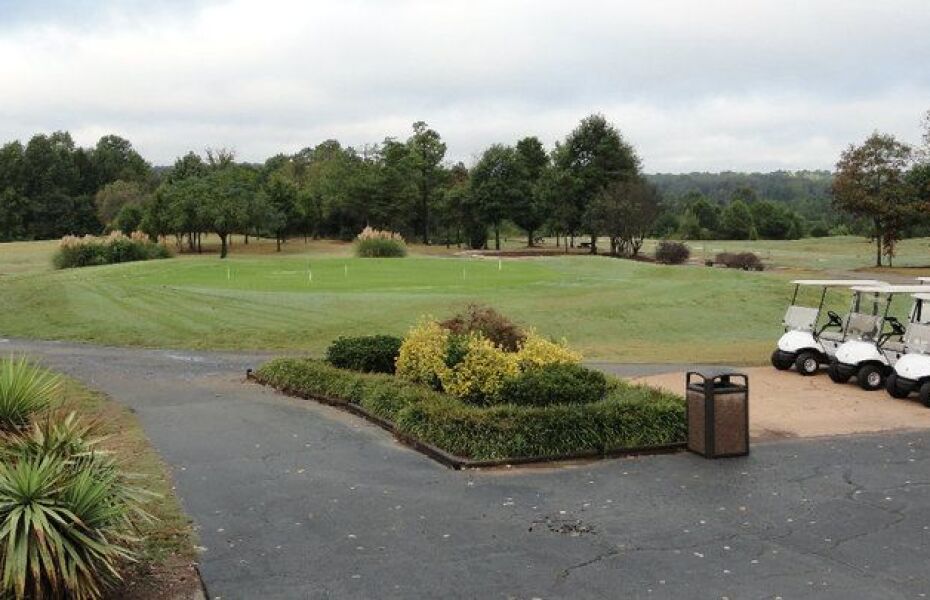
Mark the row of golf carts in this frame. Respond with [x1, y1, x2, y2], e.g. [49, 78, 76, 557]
[772, 278, 930, 405]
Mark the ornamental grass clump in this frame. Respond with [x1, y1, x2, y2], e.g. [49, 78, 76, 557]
[353, 226, 407, 258]
[0, 357, 60, 432]
[53, 231, 170, 269]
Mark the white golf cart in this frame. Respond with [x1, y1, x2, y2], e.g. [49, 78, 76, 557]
[828, 284, 930, 390]
[771, 279, 886, 376]
[886, 292, 930, 406]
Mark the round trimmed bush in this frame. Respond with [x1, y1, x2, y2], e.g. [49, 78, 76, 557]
[498, 363, 608, 407]
[326, 335, 403, 374]
[655, 240, 690, 265]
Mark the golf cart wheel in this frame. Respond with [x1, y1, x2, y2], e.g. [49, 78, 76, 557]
[770, 350, 794, 371]
[857, 364, 885, 391]
[886, 373, 911, 399]
[827, 360, 852, 384]
[920, 382, 930, 408]
[794, 351, 819, 376]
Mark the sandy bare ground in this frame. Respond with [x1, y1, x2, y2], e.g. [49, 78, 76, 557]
[633, 366, 930, 440]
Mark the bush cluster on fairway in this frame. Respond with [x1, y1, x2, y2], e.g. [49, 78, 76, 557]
[715, 251, 763, 270]
[254, 358, 685, 460]
[0, 359, 152, 600]
[498, 363, 607, 407]
[654, 240, 690, 265]
[325, 335, 402, 374]
[353, 227, 407, 258]
[53, 232, 170, 269]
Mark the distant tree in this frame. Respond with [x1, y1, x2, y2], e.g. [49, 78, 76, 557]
[832, 132, 916, 266]
[512, 136, 550, 246]
[750, 200, 796, 240]
[436, 162, 469, 247]
[0, 188, 29, 241]
[585, 179, 661, 257]
[263, 172, 298, 251]
[553, 114, 640, 253]
[676, 209, 703, 240]
[113, 202, 144, 234]
[95, 180, 149, 226]
[167, 151, 209, 183]
[202, 166, 258, 258]
[91, 135, 150, 188]
[687, 196, 720, 234]
[407, 122, 447, 244]
[471, 144, 529, 250]
[719, 199, 756, 240]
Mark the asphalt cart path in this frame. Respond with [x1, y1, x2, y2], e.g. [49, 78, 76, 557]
[3, 338, 929, 599]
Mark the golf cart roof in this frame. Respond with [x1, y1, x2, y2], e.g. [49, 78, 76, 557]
[789, 279, 886, 287]
[851, 284, 930, 294]
[918, 277, 930, 283]
[914, 293, 930, 301]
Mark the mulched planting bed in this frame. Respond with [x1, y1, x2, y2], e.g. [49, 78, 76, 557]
[250, 358, 686, 468]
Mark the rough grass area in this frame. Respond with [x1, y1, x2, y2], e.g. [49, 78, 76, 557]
[253, 357, 686, 461]
[56, 378, 200, 600]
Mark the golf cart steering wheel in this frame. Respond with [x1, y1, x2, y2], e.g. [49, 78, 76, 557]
[826, 310, 842, 327]
[885, 316, 906, 336]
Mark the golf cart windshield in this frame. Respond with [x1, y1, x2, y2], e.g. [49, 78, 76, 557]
[783, 306, 819, 331]
[844, 313, 883, 341]
[904, 323, 930, 354]
[783, 280, 885, 333]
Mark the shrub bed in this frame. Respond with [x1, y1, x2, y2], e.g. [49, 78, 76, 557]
[254, 358, 685, 461]
[326, 335, 402, 374]
[498, 363, 607, 407]
[53, 231, 170, 269]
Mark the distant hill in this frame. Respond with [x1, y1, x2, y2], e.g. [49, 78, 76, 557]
[646, 170, 834, 223]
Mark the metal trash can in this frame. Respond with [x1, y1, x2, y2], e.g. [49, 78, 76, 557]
[686, 369, 749, 458]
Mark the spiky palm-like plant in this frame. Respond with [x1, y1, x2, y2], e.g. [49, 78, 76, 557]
[0, 416, 152, 600]
[0, 358, 60, 432]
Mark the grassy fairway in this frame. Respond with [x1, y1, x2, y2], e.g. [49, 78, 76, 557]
[0, 249, 790, 363]
[2, 235, 927, 363]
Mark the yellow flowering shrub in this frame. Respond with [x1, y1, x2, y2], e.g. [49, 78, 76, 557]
[395, 317, 450, 386]
[441, 334, 519, 403]
[517, 330, 582, 369]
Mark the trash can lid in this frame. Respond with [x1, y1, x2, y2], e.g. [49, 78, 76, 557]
[686, 368, 748, 388]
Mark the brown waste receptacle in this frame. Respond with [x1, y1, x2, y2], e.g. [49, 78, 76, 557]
[686, 369, 749, 458]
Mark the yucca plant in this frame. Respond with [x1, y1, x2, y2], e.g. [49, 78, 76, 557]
[3, 411, 108, 462]
[0, 416, 152, 600]
[0, 358, 60, 432]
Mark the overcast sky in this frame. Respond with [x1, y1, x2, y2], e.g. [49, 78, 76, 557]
[1, 0, 928, 172]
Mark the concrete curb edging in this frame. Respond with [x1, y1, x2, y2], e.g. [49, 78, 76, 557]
[246, 370, 686, 470]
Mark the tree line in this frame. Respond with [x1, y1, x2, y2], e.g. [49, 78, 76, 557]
[1, 111, 928, 263]
[0, 115, 658, 258]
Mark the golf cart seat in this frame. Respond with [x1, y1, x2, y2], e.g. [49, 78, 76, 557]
[883, 340, 906, 353]
[819, 330, 844, 342]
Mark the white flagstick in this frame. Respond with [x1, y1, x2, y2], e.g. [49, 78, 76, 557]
[344, 264, 348, 278]
[308, 268, 313, 283]
[462, 266, 466, 281]
[498, 258, 502, 271]
[226, 266, 231, 281]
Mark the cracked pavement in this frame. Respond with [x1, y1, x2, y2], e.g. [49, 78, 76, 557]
[3, 338, 929, 599]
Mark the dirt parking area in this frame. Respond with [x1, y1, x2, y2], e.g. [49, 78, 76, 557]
[634, 366, 930, 440]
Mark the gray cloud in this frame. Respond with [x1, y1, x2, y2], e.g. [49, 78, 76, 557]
[0, 0, 927, 171]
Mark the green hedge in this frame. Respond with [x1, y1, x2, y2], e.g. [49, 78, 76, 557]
[326, 335, 402, 374]
[254, 358, 685, 461]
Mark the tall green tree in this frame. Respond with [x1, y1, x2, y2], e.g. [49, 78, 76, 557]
[719, 199, 756, 240]
[202, 166, 258, 258]
[553, 114, 641, 253]
[512, 136, 550, 246]
[407, 122, 447, 244]
[470, 144, 529, 250]
[832, 132, 916, 266]
[585, 178, 661, 257]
